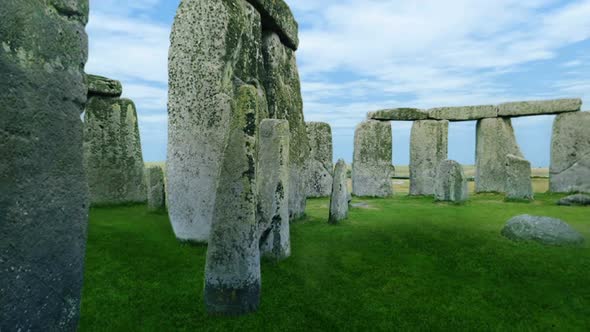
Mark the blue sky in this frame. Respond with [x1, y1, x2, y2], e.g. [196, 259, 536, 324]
[87, 0, 590, 167]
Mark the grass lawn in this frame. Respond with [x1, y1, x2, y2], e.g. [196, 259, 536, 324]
[80, 193, 590, 331]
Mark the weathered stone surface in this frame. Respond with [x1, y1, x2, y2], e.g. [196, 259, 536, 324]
[305, 122, 333, 198]
[434, 160, 468, 202]
[246, 0, 298, 50]
[410, 120, 449, 196]
[367, 108, 430, 121]
[505, 154, 533, 200]
[167, 0, 267, 242]
[352, 120, 394, 197]
[330, 160, 349, 224]
[501, 215, 585, 247]
[428, 105, 497, 121]
[498, 98, 581, 117]
[550, 112, 590, 193]
[258, 119, 291, 260]
[146, 166, 165, 211]
[84, 97, 147, 205]
[0, 1, 89, 330]
[476, 118, 523, 193]
[87, 74, 122, 97]
[557, 194, 590, 206]
[262, 31, 308, 220]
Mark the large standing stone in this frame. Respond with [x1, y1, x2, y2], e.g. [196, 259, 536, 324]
[84, 94, 146, 205]
[505, 154, 533, 200]
[352, 120, 394, 197]
[146, 166, 165, 211]
[434, 160, 468, 202]
[550, 112, 590, 193]
[305, 122, 333, 198]
[330, 160, 349, 224]
[410, 120, 449, 196]
[262, 31, 308, 220]
[501, 215, 585, 247]
[258, 119, 291, 260]
[0, 1, 89, 330]
[167, 0, 267, 242]
[476, 118, 523, 193]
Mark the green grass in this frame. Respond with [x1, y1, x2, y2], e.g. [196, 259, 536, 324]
[80, 194, 590, 331]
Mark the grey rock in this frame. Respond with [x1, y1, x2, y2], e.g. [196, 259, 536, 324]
[258, 119, 291, 260]
[329, 160, 349, 224]
[305, 122, 333, 198]
[84, 97, 147, 205]
[505, 154, 533, 200]
[146, 166, 165, 211]
[410, 120, 449, 196]
[550, 112, 590, 193]
[557, 194, 590, 206]
[352, 120, 394, 197]
[0, 1, 89, 330]
[476, 118, 523, 193]
[246, 0, 299, 50]
[87, 74, 123, 97]
[434, 160, 468, 202]
[367, 108, 430, 121]
[498, 98, 581, 117]
[428, 105, 497, 121]
[501, 215, 584, 247]
[262, 31, 308, 220]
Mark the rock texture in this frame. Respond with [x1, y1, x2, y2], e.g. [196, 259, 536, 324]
[557, 194, 590, 206]
[368, 108, 430, 121]
[352, 120, 394, 197]
[501, 215, 585, 247]
[428, 105, 497, 121]
[246, 0, 298, 50]
[258, 119, 291, 260]
[0, 1, 89, 330]
[550, 112, 590, 193]
[84, 95, 146, 205]
[87, 74, 122, 97]
[505, 154, 533, 200]
[330, 160, 349, 224]
[476, 118, 523, 193]
[146, 166, 165, 211]
[410, 120, 449, 196]
[434, 160, 468, 203]
[262, 31, 308, 220]
[498, 99, 581, 117]
[305, 122, 333, 198]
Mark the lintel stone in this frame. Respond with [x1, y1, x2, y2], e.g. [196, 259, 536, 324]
[246, 0, 299, 50]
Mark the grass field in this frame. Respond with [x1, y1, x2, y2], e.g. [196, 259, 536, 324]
[80, 192, 589, 331]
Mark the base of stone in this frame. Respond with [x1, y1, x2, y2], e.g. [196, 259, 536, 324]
[204, 282, 261, 315]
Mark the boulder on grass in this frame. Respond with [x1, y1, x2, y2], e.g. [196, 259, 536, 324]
[557, 194, 590, 206]
[501, 215, 585, 247]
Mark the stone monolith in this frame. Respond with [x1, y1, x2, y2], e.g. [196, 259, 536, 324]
[305, 122, 333, 198]
[330, 160, 349, 224]
[0, 1, 89, 330]
[505, 154, 533, 200]
[410, 120, 449, 196]
[434, 160, 468, 202]
[146, 166, 166, 211]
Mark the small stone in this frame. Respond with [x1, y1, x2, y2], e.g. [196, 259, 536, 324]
[410, 120, 449, 196]
[329, 160, 349, 224]
[305, 122, 333, 198]
[87, 74, 123, 97]
[498, 98, 581, 117]
[501, 215, 585, 246]
[428, 105, 497, 121]
[434, 160, 468, 202]
[505, 154, 534, 200]
[146, 166, 165, 211]
[367, 108, 430, 121]
[557, 194, 590, 206]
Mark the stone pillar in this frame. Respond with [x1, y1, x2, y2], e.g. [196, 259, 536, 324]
[352, 120, 394, 197]
[550, 112, 590, 193]
[330, 160, 349, 224]
[410, 120, 449, 196]
[305, 122, 333, 198]
[146, 166, 166, 211]
[84, 75, 146, 206]
[476, 118, 523, 193]
[0, 1, 89, 330]
[258, 119, 291, 260]
[434, 160, 468, 203]
[505, 154, 533, 200]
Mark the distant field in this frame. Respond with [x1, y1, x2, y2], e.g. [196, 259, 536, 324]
[393, 165, 549, 179]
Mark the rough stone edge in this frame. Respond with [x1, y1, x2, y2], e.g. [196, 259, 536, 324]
[246, 0, 299, 50]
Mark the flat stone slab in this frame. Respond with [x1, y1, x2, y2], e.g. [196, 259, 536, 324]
[501, 215, 585, 247]
[87, 74, 123, 97]
[498, 98, 581, 117]
[246, 0, 299, 50]
[368, 108, 430, 121]
[428, 105, 497, 121]
[557, 194, 590, 206]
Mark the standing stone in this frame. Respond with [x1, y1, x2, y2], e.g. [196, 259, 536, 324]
[505, 154, 534, 200]
[329, 160, 349, 224]
[146, 166, 165, 211]
[434, 160, 468, 202]
[352, 120, 394, 197]
[476, 118, 523, 193]
[258, 119, 291, 260]
[305, 122, 333, 198]
[262, 31, 308, 220]
[0, 1, 89, 330]
[84, 89, 146, 205]
[550, 112, 590, 193]
[501, 215, 585, 247]
[410, 120, 449, 196]
[167, 0, 268, 242]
